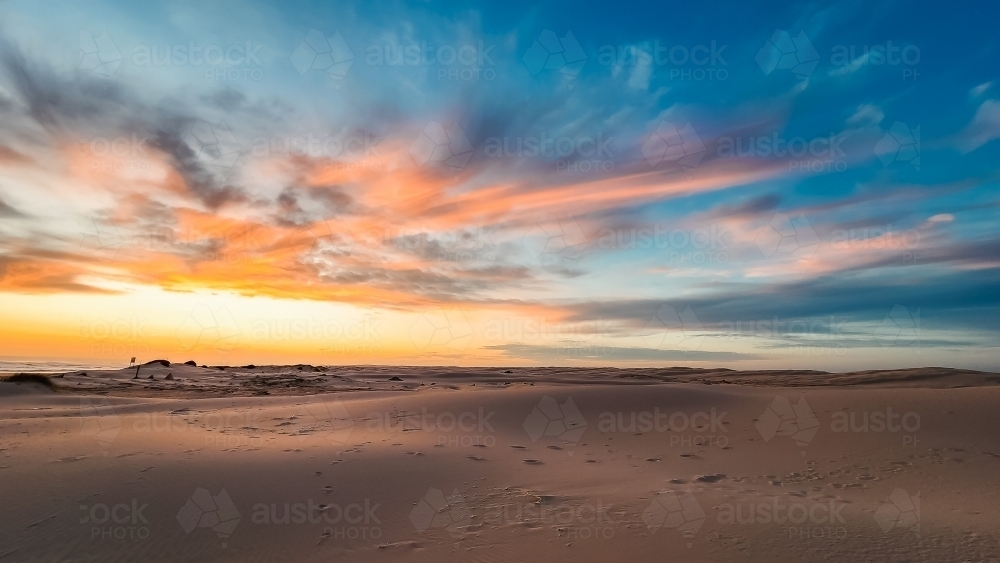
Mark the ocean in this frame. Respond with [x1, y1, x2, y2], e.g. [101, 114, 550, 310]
[0, 359, 125, 374]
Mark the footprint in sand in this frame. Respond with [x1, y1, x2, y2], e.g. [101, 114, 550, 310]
[547, 445, 563, 451]
[522, 459, 542, 465]
[467, 456, 487, 461]
[695, 474, 726, 483]
[52, 456, 90, 463]
[510, 445, 527, 449]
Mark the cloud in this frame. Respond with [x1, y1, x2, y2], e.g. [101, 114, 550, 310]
[0, 196, 26, 217]
[0, 39, 253, 209]
[561, 266, 1000, 333]
[0, 255, 119, 293]
[484, 343, 761, 362]
[829, 51, 870, 77]
[627, 63, 652, 91]
[0, 144, 31, 164]
[971, 82, 993, 97]
[956, 99, 1000, 152]
[846, 103, 884, 127]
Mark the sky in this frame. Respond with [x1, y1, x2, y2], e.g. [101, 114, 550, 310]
[0, 0, 998, 370]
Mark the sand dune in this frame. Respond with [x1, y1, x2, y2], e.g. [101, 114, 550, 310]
[12, 364, 999, 398]
[1, 365, 999, 561]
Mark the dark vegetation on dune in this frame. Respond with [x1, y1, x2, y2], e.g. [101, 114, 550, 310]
[2, 373, 56, 389]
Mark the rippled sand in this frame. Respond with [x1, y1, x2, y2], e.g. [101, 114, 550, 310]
[1, 365, 998, 562]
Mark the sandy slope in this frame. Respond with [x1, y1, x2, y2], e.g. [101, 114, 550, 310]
[1, 366, 999, 562]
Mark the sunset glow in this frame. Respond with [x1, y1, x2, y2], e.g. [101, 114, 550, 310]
[1, 0, 998, 370]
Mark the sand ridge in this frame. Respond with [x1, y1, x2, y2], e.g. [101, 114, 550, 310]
[14, 364, 1000, 400]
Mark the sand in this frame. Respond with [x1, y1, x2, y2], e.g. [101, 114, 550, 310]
[1, 365, 999, 562]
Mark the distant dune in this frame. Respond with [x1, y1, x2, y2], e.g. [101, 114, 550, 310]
[17, 364, 1000, 399]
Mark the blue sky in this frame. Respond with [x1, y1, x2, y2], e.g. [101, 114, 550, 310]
[0, 0, 997, 369]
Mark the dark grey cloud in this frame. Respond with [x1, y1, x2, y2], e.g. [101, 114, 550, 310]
[484, 343, 761, 362]
[312, 261, 532, 303]
[708, 194, 781, 218]
[562, 266, 1000, 334]
[0, 39, 248, 209]
[272, 185, 354, 227]
[0, 196, 25, 217]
